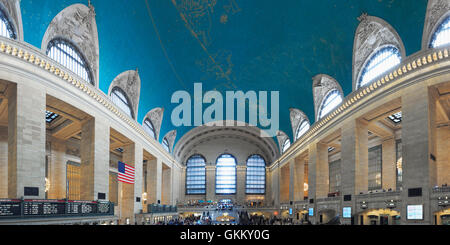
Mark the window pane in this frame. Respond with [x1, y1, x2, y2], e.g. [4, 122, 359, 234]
[216, 154, 236, 194]
[0, 9, 15, 39]
[163, 138, 170, 152]
[186, 155, 206, 195]
[296, 120, 310, 140]
[368, 145, 382, 191]
[329, 160, 341, 193]
[431, 16, 450, 48]
[319, 90, 343, 119]
[282, 139, 291, 153]
[358, 46, 401, 88]
[246, 155, 265, 194]
[143, 119, 156, 139]
[111, 87, 133, 119]
[46, 39, 93, 85]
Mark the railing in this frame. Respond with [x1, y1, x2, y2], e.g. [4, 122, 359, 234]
[357, 190, 401, 199]
[147, 204, 177, 213]
[0, 199, 114, 219]
[432, 186, 450, 193]
[316, 196, 340, 203]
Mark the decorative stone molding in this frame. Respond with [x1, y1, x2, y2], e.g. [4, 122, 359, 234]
[41, 3, 99, 87]
[108, 69, 141, 120]
[312, 74, 343, 121]
[353, 14, 406, 91]
[0, 0, 23, 41]
[289, 108, 309, 141]
[143, 107, 164, 140]
[163, 130, 177, 153]
[276, 130, 290, 154]
[422, 0, 450, 49]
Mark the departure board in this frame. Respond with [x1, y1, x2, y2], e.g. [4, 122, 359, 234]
[23, 200, 66, 216]
[67, 201, 97, 215]
[0, 199, 21, 217]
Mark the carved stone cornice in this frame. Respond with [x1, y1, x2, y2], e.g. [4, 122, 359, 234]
[143, 107, 164, 140]
[312, 74, 343, 121]
[422, 0, 450, 49]
[163, 130, 177, 153]
[352, 15, 405, 91]
[108, 69, 141, 120]
[289, 108, 309, 141]
[0, 0, 23, 41]
[276, 130, 290, 154]
[41, 3, 100, 87]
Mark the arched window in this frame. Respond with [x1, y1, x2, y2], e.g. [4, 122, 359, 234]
[162, 137, 170, 152]
[143, 118, 156, 140]
[358, 46, 401, 89]
[216, 154, 237, 194]
[0, 8, 15, 39]
[282, 139, 291, 153]
[295, 120, 310, 141]
[318, 90, 343, 120]
[246, 155, 266, 194]
[430, 15, 450, 48]
[186, 155, 206, 195]
[111, 87, 134, 119]
[46, 39, 93, 85]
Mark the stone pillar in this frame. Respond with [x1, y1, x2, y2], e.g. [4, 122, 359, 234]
[119, 142, 143, 224]
[206, 165, 215, 201]
[400, 85, 437, 225]
[80, 118, 110, 201]
[436, 125, 450, 186]
[8, 83, 46, 199]
[294, 157, 305, 202]
[289, 160, 295, 203]
[47, 138, 67, 199]
[315, 142, 329, 198]
[161, 164, 172, 205]
[236, 165, 246, 205]
[308, 144, 318, 223]
[271, 165, 280, 207]
[382, 137, 396, 190]
[147, 158, 162, 204]
[280, 164, 290, 203]
[341, 120, 368, 196]
[0, 126, 7, 198]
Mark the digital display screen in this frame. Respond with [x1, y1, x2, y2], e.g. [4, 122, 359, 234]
[289, 208, 292, 215]
[407, 205, 423, 220]
[308, 208, 314, 216]
[343, 207, 352, 218]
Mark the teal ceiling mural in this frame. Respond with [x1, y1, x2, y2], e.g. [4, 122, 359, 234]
[21, 0, 428, 148]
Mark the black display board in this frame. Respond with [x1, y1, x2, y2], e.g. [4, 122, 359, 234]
[0, 199, 113, 218]
[23, 200, 66, 216]
[67, 201, 97, 215]
[0, 199, 22, 217]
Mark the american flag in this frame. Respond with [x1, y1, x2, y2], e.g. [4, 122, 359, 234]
[118, 161, 135, 184]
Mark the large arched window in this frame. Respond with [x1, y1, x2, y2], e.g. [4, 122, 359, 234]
[186, 155, 206, 195]
[111, 87, 134, 119]
[46, 39, 93, 84]
[246, 155, 266, 194]
[358, 46, 401, 89]
[295, 120, 310, 141]
[318, 90, 343, 120]
[162, 137, 170, 153]
[430, 15, 450, 48]
[282, 139, 291, 153]
[216, 154, 237, 194]
[143, 118, 156, 140]
[0, 8, 15, 39]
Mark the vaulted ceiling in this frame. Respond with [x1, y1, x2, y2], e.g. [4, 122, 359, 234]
[20, 0, 428, 148]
